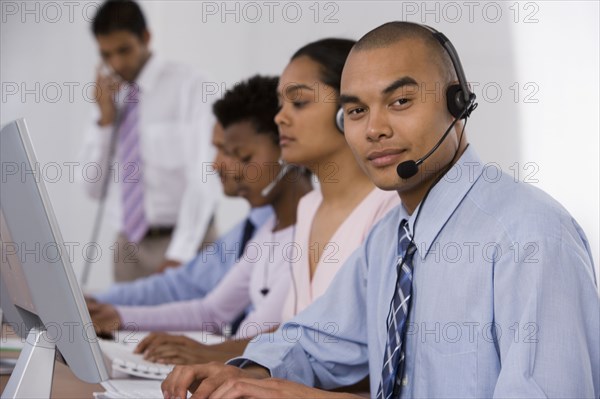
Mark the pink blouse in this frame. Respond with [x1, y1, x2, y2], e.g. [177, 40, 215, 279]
[281, 188, 400, 322]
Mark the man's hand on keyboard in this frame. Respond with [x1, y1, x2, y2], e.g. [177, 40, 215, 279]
[135, 333, 226, 365]
[195, 378, 363, 399]
[88, 302, 122, 334]
[161, 363, 269, 399]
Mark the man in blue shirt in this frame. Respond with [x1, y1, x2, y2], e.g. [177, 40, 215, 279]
[161, 22, 599, 398]
[87, 121, 273, 331]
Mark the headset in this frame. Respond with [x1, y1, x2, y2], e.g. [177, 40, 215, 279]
[335, 23, 477, 151]
[422, 24, 477, 120]
[335, 107, 345, 133]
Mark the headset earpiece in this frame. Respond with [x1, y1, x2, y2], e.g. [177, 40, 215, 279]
[335, 107, 345, 133]
[446, 84, 476, 120]
[446, 84, 466, 119]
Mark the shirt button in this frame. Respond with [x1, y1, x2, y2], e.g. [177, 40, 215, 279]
[402, 377, 408, 386]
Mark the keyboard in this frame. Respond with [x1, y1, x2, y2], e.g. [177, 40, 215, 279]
[95, 380, 173, 399]
[99, 339, 174, 380]
[94, 390, 163, 399]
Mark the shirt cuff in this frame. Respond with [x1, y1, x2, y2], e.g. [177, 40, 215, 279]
[227, 357, 273, 376]
[164, 238, 196, 264]
[115, 305, 153, 331]
[88, 123, 114, 149]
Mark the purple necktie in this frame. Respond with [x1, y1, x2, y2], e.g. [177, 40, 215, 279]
[118, 84, 148, 243]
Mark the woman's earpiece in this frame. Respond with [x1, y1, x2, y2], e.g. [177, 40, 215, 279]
[335, 107, 344, 133]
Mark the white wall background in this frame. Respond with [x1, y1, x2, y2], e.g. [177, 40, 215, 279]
[1, 0, 598, 292]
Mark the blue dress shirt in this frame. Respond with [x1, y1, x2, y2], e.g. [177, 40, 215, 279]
[232, 147, 599, 398]
[94, 206, 273, 306]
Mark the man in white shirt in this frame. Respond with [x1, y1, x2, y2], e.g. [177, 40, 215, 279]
[80, 0, 219, 281]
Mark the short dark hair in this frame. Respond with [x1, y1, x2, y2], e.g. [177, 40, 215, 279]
[212, 75, 280, 144]
[353, 21, 455, 82]
[92, 0, 147, 38]
[291, 38, 356, 95]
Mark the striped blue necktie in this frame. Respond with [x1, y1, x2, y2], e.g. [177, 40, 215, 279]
[377, 219, 417, 399]
[119, 84, 148, 243]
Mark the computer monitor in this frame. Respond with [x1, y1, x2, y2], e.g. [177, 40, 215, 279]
[0, 118, 109, 398]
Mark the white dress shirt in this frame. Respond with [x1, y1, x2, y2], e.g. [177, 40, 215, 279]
[80, 55, 220, 263]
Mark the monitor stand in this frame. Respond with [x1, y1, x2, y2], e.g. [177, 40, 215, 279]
[1, 328, 56, 399]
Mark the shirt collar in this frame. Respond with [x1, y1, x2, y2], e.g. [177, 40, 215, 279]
[134, 54, 162, 93]
[248, 205, 274, 228]
[400, 145, 484, 260]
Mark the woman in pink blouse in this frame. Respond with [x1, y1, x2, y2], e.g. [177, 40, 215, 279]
[275, 39, 400, 321]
